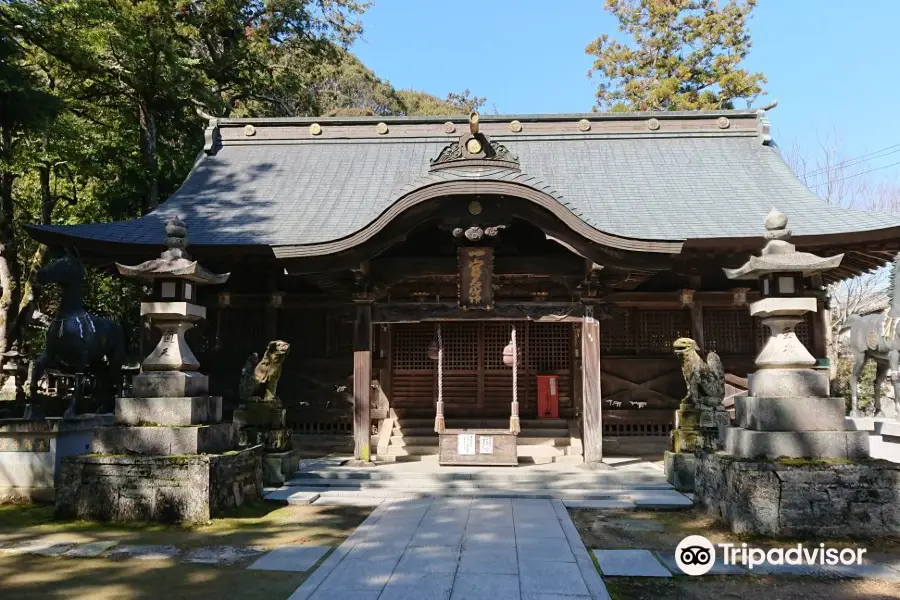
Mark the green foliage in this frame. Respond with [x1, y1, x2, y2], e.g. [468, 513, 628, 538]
[586, 0, 767, 111]
[0, 1, 485, 367]
[835, 356, 877, 414]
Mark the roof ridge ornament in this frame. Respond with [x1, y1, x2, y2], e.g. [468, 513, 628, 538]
[430, 111, 519, 170]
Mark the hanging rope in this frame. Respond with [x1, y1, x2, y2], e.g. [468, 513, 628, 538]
[434, 323, 445, 433]
[510, 325, 520, 434]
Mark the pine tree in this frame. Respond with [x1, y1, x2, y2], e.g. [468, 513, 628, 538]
[586, 0, 767, 111]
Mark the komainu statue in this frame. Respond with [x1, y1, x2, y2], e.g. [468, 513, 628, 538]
[673, 337, 726, 427]
[844, 253, 900, 419]
[239, 340, 291, 403]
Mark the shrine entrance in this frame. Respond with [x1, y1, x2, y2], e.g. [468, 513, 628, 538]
[389, 321, 574, 419]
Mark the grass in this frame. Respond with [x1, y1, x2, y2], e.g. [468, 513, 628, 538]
[0, 500, 371, 599]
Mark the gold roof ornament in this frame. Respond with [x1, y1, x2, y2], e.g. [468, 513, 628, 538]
[469, 111, 480, 135]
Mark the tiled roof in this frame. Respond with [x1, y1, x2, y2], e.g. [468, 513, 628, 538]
[26, 111, 900, 250]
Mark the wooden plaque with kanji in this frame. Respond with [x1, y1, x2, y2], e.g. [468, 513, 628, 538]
[458, 247, 494, 310]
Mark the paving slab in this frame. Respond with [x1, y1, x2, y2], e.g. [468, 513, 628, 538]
[309, 589, 382, 600]
[654, 551, 748, 575]
[0, 539, 76, 556]
[109, 545, 181, 560]
[183, 545, 266, 564]
[629, 491, 693, 508]
[411, 527, 465, 547]
[312, 496, 383, 507]
[248, 545, 330, 572]
[562, 499, 635, 509]
[514, 520, 566, 539]
[520, 560, 591, 596]
[264, 488, 321, 504]
[316, 557, 398, 592]
[64, 541, 120, 558]
[395, 545, 460, 573]
[517, 536, 575, 562]
[458, 545, 519, 574]
[450, 572, 520, 600]
[380, 571, 455, 600]
[593, 549, 672, 577]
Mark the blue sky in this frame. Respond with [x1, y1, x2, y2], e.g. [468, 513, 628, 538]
[351, 0, 899, 185]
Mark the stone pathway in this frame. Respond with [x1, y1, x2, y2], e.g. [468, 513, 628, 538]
[287, 497, 610, 600]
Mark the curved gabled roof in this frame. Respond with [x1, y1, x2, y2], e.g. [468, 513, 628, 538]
[25, 110, 900, 257]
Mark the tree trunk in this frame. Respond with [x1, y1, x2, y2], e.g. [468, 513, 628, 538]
[0, 127, 21, 357]
[138, 99, 159, 213]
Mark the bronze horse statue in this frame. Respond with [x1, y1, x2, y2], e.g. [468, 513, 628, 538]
[25, 248, 126, 418]
[845, 254, 900, 419]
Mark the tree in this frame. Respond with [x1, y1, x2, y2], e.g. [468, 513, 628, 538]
[586, 0, 766, 111]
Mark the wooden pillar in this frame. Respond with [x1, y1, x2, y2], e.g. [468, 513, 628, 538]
[690, 301, 705, 351]
[353, 301, 372, 462]
[581, 310, 603, 463]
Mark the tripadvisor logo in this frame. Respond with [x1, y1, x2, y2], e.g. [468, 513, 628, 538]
[674, 535, 867, 576]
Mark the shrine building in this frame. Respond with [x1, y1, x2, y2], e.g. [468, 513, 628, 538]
[25, 109, 900, 464]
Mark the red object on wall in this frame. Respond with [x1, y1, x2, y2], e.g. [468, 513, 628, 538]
[537, 375, 559, 419]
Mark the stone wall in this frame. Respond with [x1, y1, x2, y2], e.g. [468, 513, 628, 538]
[696, 452, 900, 537]
[56, 447, 262, 524]
[210, 446, 263, 513]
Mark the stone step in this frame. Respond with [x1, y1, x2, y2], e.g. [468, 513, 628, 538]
[288, 471, 670, 487]
[265, 486, 689, 505]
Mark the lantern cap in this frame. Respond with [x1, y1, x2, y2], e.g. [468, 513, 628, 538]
[723, 209, 843, 280]
[117, 217, 230, 285]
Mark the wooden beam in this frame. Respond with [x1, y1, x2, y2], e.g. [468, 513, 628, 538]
[581, 313, 603, 463]
[353, 302, 372, 462]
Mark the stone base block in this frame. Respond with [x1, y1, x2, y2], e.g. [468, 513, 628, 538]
[736, 396, 846, 431]
[132, 372, 208, 399]
[749, 368, 829, 398]
[724, 427, 869, 459]
[233, 404, 286, 429]
[92, 423, 235, 455]
[263, 449, 300, 486]
[664, 451, 696, 493]
[695, 452, 900, 537]
[55, 447, 262, 523]
[883, 421, 900, 440]
[238, 428, 291, 452]
[115, 396, 222, 426]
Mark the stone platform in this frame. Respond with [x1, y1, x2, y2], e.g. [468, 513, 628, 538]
[55, 446, 262, 523]
[695, 452, 900, 536]
[0, 415, 113, 503]
[723, 427, 869, 459]
[92, 422, 236, 455]
[663, 451, 696, 493]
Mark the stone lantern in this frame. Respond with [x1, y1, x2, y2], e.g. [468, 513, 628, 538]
[56, 218, 261, 524]
[721, 208, 867, 459]
[116, 217, 229, 397]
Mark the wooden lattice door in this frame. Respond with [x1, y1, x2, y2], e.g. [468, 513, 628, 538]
[391, 321, 573, 418]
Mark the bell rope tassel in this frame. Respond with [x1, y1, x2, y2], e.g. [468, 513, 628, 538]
[434, 324, 445, 434]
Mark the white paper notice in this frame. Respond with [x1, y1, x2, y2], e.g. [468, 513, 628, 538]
[479, 436, 494, 454]
[457, 433, 476, 455]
